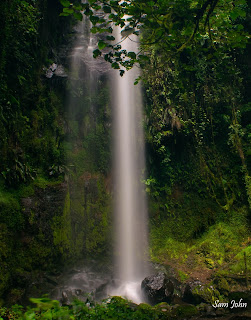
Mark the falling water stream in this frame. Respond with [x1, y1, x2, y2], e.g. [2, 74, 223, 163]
[110, 26, 149, 303]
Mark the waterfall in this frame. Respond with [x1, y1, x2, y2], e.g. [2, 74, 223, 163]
[67, 15, 97, 143]
[111, 28, 149, 303]
[66, 12, 149, 304]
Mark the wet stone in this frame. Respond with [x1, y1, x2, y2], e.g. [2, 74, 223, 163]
[141, 273, 174, 305]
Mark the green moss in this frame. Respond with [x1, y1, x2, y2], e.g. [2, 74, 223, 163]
[10, 176, 63, 200]
[192, 221, 248, 268]
[52, 191, 73, 259]
[16, 184, 35, 198]
[24, 238, 53, 269]
[154, 302, 171, 313]
[34, 176, 63, 189]
[0, 191, 23, 230]
[171, 304, 198, 318]
[215, 277, 230, 295]
[149, 191, 224, 244]
[150, 228, 189, 263]
[177, 270, 189, 282]
[205, 257, 216, 269]
[150, 207, 250, 277]
[84, 177, 111, 256]
[191, 284, 221, 304]
[230, 246, 251, 274]
[2, 297, 170, 320]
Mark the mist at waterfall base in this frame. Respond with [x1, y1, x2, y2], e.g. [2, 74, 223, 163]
[51, 17, 149, 305]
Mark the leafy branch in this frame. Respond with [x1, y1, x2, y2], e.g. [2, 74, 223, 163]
[59, 0, 249, 74]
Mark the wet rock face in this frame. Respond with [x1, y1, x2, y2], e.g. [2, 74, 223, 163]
[21, 182, 68, 243]
[44, 63, 68, 79]
[182, 280, 209, 305]
[141, 273, 174, 305]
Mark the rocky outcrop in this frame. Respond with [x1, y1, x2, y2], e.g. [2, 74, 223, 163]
[182, 280, 207, 304]
[182, 280, 220, 305]
[44, 63, 67, 79]
[141, 271, 224, 308]
[141, 273, 174, 305]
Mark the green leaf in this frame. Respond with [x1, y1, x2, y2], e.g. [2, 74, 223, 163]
[63, 8, 74, 14]
[120, 70, 125, 76]
[92, 4, 102, 10]
[90, 15, 100, 25]
[60, 0, 71, 7]
[110, 1, 119, 6]
[98, 40, 107, 50]
[230, 10, 240, 20]
[91, 27, 99, 34]
[73, 12, 83, 21]
[127, 51, 136, 59]
[103, 5, 111, 13]
[138, 55, 150, 61]
[104, 54, 112, 62]
[84, 8, 93, 16]
[112, 62, 120, 69]
[106, 35, 115, 41]
[24, 312, 36, 320]
[73, 4, 83, 11]
[93, 49, 102, 58]
[134, 76, 141, 85]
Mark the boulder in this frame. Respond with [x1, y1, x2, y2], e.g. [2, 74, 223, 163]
[182, 280, 206, 305]
[182, 280, 220, 305]
[141, 273, 174, 305]
[95, 282, 109, 300]
[61, 291, 71, 306]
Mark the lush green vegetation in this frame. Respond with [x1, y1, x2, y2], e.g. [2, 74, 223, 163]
[0, 0, 111, 303]
[60, 0, 250, 70]
[141, 0, 251, 280]
[0, 0, 71, 186]
[0, 296, 200, 320]
[0, 0, 250, 314]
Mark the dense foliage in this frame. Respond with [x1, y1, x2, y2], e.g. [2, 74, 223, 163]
[0, 296, 200, 320]
[60, 0, 249, 70]
[0, 0, 69, 302]
[141, 1, 251, 222]
[0, 0, 69, 186]
[0, 297, 171, 320]
[0, 0, 112, 303]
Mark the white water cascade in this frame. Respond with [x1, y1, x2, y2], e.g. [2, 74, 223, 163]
[111, 28, 149, 303]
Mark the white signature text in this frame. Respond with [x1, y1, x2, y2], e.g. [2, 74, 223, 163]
[212, 298, 247, 309]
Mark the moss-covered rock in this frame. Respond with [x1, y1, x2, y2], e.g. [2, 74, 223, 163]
[0, 192, 23, 230]
[214, 275, 231, 296]
[183, 280, 220, 305]
[230, 246, 251, 274]
[52, 190, 73, 259]
[154, 302, 172, 313]
[171, 304, 199, 318]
